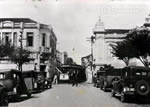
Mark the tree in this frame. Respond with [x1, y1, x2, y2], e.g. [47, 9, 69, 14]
[10, 47, 31, 70]
[126, 27, 150, 67]
[110, 40, 138, 66]
[0, 42, 14, 59]
[0, 41, 31, 70]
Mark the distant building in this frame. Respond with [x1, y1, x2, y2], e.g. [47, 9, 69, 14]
[0, 18, 57, 71]
[144, 14, 150, 29]
[93, 17, 129, 69]
[81, 54, 92, 67]
[56, 51, 68, 65]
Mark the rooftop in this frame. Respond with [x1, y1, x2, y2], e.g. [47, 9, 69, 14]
[0, 18, 37, 23]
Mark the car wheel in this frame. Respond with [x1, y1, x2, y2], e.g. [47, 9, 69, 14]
[120, 92, 126, 102]
[27, 92, 32, 98]
[49, 84, 52, 89]
[100, 86, 103, 90]
[111, 89, 115, 97]
[0, 91, 8, 106]
[135, 80, 150, 96]
[103, 81, 107, 92]
[103, 86, 107, 92]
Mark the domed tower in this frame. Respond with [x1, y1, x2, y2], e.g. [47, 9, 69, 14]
[93, 17, 106, 66]
[144, 14, 150, 28]
[93, 16, 105, 34]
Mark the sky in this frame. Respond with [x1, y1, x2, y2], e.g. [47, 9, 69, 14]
[0, 0, 150, 64]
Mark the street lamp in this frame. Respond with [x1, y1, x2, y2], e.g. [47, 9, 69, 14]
[19, 22, 26, 72]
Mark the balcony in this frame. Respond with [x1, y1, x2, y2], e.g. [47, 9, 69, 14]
[40, 46, 51, 53]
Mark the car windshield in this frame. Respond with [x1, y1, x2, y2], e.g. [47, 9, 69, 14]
[135, 71, 148, 76]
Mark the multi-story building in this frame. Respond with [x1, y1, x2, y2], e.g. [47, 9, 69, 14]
[93, 17, 129, 70]
[0, 18, 57, 71]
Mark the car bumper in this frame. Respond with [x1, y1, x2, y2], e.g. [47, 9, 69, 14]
[123, 88, 135, 95]
[8, 91, 17, 96]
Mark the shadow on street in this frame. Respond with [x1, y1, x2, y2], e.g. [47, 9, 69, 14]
[114, 96, 150, 104]
[9, 95, 39, 103]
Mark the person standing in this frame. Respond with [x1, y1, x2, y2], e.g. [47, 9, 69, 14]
[34, 63, 38, 71]
[72, 70, 78, 87]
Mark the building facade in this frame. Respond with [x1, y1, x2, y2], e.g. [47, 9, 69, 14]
[93, 15, 150, 70]
[93, 18, 129, 70]
[56, 51, 68, 65]
[0, 18, 57, 71]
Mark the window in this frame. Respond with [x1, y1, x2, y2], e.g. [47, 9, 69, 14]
[13, 32, 17, 46]
[3, 32, 11, 44]
[27, 32, 34, 47]
[42, 33, 46, 46]
[5, 36, 9, 43]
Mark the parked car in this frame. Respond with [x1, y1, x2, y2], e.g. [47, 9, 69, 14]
[45, 77, 52, 89]
[96, 71, 106, 89]
[22, 70, 37, 93]
[0, 69, 31, 100]
[112, 66, 150, 102]
[103, 68, 122, 91]
[34, 72, 51, 91]
[0, 84, 8, 106]
[93, 73, 98, 87]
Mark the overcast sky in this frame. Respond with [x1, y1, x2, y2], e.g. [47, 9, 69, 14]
[0, 0, 150, 64]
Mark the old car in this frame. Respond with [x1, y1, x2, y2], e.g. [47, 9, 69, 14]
[0, 69, 31, 99]
[22, 70, 37, 92]
[96, 71, 106, 89]
[111, 66, 150, 102]
[45, 77, 52, 89]
[34, 71, 51, 91]
[103, 68, 122, 91]
[0, 84, 8, 106]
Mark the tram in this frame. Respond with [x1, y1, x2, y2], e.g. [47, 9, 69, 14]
[58, 64, 86, 83]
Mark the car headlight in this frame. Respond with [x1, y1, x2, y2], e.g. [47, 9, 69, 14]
[13, 87, 17, 93]
[45, 81, 48, 84]
[34, 83, 37, 88]
[123, 87, 129, 92]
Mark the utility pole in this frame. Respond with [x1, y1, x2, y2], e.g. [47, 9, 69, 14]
[90, 35, 95, 83]
[19, 22, 24, 72]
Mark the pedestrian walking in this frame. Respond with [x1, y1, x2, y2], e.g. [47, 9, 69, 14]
[34, 63, 38, 71]
[53, 74, 58, 84]
[72, 70, 78, 87]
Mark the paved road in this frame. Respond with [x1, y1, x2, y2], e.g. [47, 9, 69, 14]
[9, 83, 150, 107]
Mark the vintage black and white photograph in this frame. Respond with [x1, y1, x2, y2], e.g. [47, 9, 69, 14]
[0, 0, 150, 107]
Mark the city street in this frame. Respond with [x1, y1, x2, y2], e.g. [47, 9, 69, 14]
[9, 83, 150, 107]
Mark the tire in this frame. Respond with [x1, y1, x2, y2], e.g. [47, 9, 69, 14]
[103, 86, 107, 92]
[49, 84, 52, 89]
[135, 80, 150, 96]
[111, 89, 115, 97]
[120, 92, 126, 102]
[103, 81, 107, 92]
[27, 91, 32, 98]
[0, 91, 8, 106]
[100, 86, 103, 90]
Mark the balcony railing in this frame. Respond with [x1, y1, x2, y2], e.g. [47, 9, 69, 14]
[41, 46, 51, 53]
